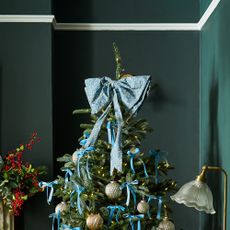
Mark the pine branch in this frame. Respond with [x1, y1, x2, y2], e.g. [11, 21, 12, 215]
[72, 108, 91, 115]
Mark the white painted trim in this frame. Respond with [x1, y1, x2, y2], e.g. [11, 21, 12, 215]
[0, 15, 54, 23]
[198, 0, 221, 29]
[53, 22, 199, 31]
[0, 0, 221, 31]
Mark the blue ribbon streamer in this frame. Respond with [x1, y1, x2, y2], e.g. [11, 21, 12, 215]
[127, 148, 149, 178]
[75, 146, 94, 179]
[107, 205, 125, 225]
[62, 169, 73, 189]
[120, 180, 138, 207]
[70, 182, 85, 215]
[106, 121, 116, 146]
[149, 150, 168, 184]
[156, 196, 163, 220]
[124, 214, 144, 230]
[39, 180, 58, 205]
[84, 76, 151, 175]
[49, 211, 60, 230]
[61, 224, 81, 230]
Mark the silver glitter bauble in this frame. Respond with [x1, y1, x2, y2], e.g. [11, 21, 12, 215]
[158, 217, 175, 230]
[137, 200, 150, 214]
[55, 202, 67, 214]
[105, 181, 122, 199]
[86, 213, 104, 230]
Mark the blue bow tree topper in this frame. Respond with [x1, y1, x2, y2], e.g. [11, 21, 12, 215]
[84, 76, 151, 175]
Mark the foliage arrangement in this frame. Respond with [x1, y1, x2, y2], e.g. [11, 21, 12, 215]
[0, 132, 46, 216]
[40, 44, 177, 230]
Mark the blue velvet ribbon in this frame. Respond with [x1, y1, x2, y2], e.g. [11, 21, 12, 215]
[120, 180, 138, 207]
[62, 169, 73, 189]
[127, 148, 148, 178]
[74, 146, 94, 179]
[149, 150, 168, 184]
[106, 121, 116, 146]
[70, 182, 85, 215]
[39, 180, 58, 205]
[49, 211, 60, 230]
[124, 214, 144, 230]
[107, 205, 125, 225]
[84, 76, 151, 175]
[61, 224, 81, 230]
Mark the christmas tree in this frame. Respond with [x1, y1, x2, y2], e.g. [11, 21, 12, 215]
[40, 43, 177, 230]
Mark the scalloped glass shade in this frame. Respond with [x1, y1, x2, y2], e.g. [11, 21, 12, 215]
[171, 179, 216, 214]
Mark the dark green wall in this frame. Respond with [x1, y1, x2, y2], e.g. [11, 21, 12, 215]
[54, 31, 200, 230]
[200, 0, 230, 229]
[54, 0, 199, 23]
[0, 0, 51, 14]
[0, 24, 53, 230]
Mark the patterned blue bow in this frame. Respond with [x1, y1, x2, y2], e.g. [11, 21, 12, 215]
[107, 205, 125, 225]
[70, 182, 85, 215]
[149, 150, 168, 184]
[127, 148, 148, 177]
[120, 180, 139, 207]
[124, 214, 144, 230]
[61, 224, 81, 230]
[39, 180, 58, 205]
[84, 76, 151, 175]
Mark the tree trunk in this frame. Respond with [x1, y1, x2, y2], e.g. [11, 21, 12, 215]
[0, 200, 14, 230]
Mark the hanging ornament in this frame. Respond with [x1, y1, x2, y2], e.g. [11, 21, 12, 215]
[158, 217, 175, 230]
[72, 150, 79, 164]
[55, 202, 67, 214]
[86, 213, 104, 230]
[137, 200, 150, 214]
[105, 181, 122, 199]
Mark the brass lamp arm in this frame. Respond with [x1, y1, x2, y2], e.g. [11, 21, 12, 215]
[197, 165, 228, 230]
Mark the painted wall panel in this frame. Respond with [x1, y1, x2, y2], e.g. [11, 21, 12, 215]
[0, 24, 53, 230]
[54, 0, 199, 23]
[200, 0, 230, 229]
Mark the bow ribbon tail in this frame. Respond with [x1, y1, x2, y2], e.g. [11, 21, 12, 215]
[63, 169, 73, 189]
[130, 187, 137, 208]
[130, 156, 135, 174]
[156, 197, 163, 220]
[126, 185, 131, 206]
[77, 154, 83, 177]
[115, 206, 125, 222]
[129, 219, 135, 230]
[110, 90, 123, 175]
[49, 212, 60, 230]
[84, 104, 111, 148]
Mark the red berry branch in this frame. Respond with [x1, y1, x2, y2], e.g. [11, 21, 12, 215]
[0, 132, 46, 215]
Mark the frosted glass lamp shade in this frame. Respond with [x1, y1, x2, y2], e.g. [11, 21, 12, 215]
[171, 179, 215, 214]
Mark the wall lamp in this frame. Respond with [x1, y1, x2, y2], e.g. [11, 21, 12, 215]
[171, 165, 228, 230]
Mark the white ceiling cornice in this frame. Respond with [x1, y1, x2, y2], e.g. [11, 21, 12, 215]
[0, 0, 221, 31]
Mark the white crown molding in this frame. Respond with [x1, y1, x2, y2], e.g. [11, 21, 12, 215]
[0, 15, 54, 23]
[0, 0, 221, 31]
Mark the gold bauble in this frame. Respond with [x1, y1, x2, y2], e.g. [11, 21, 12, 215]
[105, 181, 122, 199]
[86, 213, 103, 230]
[55, 202, 67, 214]
[158, 217, 175, 230]
[137, 200, 150, 214]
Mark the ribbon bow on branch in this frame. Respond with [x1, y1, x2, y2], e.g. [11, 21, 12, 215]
[124, 214, 144, 230]
[84, 76, 151, 175]
[61, 224, 81, 230]
[149, 150, 168, 184]
[39, 180, 58, 205]
[120, 179, 139, 207]
[107, 205, 125, 225]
